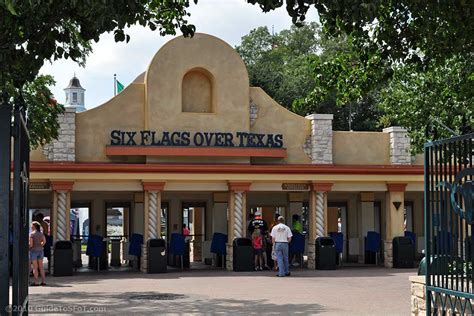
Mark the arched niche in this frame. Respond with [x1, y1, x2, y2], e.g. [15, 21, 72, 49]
[181, 68, 215, 113]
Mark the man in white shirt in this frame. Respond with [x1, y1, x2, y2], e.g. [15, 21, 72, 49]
[271, 216, 293, 277]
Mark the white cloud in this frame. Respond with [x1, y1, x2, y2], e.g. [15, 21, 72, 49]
[39, 0, 318, 109]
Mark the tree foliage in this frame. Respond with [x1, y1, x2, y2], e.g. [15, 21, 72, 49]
[247, 0, 473, 65]
[237, 24, 382, 131]
[248, 1, 473, 151]
[23, 76, 65, 149]
[0, 0, 197, 147]
[236, 23, 320, 109]
[378, 56, 473, 152]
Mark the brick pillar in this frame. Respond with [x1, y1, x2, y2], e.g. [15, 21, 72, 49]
[307, 182, 333, 269]
[43, 107, 76, 161]
[305, 114, 333, 164]
[226, 182, 251, 271]
[383, 126, 411, 165]
[141, 182, 165, 273]
[385, 183, 407, 268]
[51, 181, 74, 273]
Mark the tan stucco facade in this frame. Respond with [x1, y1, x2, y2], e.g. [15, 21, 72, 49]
[28, 34, 425, 272]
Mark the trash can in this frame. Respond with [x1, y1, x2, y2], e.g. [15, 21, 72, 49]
[315, 237, 337, 270]
[233, 238, 254, 271]
[54, 241, 73, 276]
[393, 236, 414, 268]
[147, 239, 167, 273]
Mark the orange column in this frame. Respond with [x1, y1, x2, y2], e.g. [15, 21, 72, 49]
[385, 183, 407, 268]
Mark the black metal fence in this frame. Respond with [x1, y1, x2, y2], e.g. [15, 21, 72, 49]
[425, 132, 474, 315]
[0, 94, 30, 315]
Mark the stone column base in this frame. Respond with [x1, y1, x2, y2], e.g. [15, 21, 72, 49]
[50, 248, 55, 275]
[384, 240, 393, 268]
[226, 243, 233, 271]
[307, 243, 315, 269]
[410, 276, 426, 315]
[140, 244, 148, 273]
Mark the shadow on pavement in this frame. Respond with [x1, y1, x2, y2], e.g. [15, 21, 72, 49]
[42, 265, 416, 286]
[29, 291, 326, 315]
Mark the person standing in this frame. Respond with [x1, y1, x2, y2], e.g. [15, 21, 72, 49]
[251, 226, 263, 271]
[291, 214, 303, 234]
[29, 221, 46, 286]
[248, 211, 270, 270]
[271, 216, 293, 277]
[36, 213, 52, 273]
[182, 223, 190, 237]
[269, 213, 280, 271]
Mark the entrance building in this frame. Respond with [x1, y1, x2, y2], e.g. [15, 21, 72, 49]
[29, 34, 424, 271]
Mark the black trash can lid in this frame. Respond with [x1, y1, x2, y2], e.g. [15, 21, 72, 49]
[55, 240, 73, 249]
[316, 237, 335, 246]
[233, 238, 252, 247]
[148, 238, 166, 247]
[393, 236, 413, 245]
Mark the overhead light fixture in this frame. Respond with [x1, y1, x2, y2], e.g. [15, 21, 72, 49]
[392, 201, 402, 211]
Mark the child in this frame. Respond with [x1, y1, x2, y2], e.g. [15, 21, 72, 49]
[252, 226, 263, 271]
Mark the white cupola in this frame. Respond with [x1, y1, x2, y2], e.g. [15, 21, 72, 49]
[64, 74, 86, 112]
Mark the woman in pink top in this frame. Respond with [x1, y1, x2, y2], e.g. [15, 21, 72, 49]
[252, 227, 263, 271]
[29, 221, 46, 286]
[182, 223, 190, 236]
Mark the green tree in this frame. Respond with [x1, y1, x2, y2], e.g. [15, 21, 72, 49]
[236, 23, 320, 109]
[378, 56, 473, 152]
[237, 24, 382, 131]
[0, 0, 196, 147]
[292, 35, 385, 131]
[247, 1, 473, 65]
[23, 76, 65, 149]
[248, 1, 473, 148]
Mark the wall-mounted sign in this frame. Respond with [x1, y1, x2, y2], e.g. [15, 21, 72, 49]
[29, 182, 50, 190]
[110, 130, 284, 148]
[282, 183, 309, 191]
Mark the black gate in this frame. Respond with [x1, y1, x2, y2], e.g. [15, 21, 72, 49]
[425, 132, 474, 315]
[0, 93, 30, 315]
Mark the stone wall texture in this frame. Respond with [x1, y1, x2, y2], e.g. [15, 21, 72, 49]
[383, 126, 411, 165]
[305, 114, 333, 164]
[411, 276, 426, 315]
[249, 99, 258, 127]
[43, 107, 76, 161]
[226, 243, 233, 271]
[384, 240, 393, 268]
[411, 276, 473, 315]
[140, 244, 148, 273]
[307, 242, 316, 269]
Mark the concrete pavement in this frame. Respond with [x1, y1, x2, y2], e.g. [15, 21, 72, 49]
[26, 266, 416, 315]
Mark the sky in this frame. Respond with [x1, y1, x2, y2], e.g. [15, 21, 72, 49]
[39, 0, 318, 109]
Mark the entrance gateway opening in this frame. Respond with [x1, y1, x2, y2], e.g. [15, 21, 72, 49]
[27, 188, 422, 274]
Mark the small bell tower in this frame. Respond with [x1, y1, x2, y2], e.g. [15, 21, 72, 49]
[64, 74, 86, 112]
